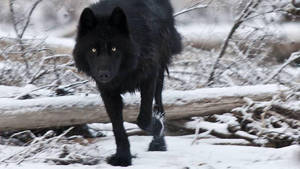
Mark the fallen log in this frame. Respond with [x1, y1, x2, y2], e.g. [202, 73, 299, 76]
[0, 84, 289, 131]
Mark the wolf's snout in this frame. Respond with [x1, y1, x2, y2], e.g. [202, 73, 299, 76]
[98, 71, 112, 83]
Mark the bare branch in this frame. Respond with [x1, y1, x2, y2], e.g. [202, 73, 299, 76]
[58, 80, 89, 90]
[206, 0, 263, 86]
[19, 0, 43, 39]
[263, 52, 300, 84]
[8, 0, 19, 38]
[174, 0, 213, 17]
[8, 0, 43, 39]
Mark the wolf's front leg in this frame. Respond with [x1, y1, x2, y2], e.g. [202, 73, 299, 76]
[101, 91, 132, 166]
[137, 76, 156, 132]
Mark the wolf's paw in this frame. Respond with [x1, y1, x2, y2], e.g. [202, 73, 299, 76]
[106, 154, 132, 166]
[148, 137, 167, 151]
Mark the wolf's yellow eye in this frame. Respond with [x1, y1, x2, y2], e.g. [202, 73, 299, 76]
[91, 48, 97, 53]
[112, 47, 117, 52]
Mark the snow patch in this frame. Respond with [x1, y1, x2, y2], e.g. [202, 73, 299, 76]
[1, 136, 299, 169]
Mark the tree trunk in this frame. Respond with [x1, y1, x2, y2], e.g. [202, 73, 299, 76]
[0, 84, 289, 131]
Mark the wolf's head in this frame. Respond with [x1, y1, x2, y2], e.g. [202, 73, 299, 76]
[73, 7, 138, 84]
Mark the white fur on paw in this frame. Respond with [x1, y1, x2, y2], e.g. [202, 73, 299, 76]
[153, 111, 165, 137]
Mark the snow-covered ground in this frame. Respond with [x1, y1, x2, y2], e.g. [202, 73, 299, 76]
[1, 136, 299, 169]
[1, 2, 300, 168]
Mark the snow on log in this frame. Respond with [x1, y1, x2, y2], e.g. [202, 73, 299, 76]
[0, 84, 289, 131]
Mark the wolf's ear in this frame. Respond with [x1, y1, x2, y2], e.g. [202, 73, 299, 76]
[109, 7, 129, 34]
[78, 8, 97, 35]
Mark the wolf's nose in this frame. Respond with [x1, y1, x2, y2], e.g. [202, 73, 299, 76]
[98, 71, 111, 83]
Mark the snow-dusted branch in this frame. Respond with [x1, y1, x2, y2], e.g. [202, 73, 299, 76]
[9, 0, 43, 39]
[173, 0, 213, 17]
[263, 52, 300, 84]
[189, 95, 299, 147]
[1, 127, 74, 164]
[19, 0, 43, 39]
[7, 0, 44, 75]
[206, 0, 263, 86]
[15, 80, 89, 99]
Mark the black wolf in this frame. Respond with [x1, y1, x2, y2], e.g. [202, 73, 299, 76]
[73, 0, 182, 166]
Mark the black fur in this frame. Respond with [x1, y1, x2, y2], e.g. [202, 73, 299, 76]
[73, 0, 182, 166]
